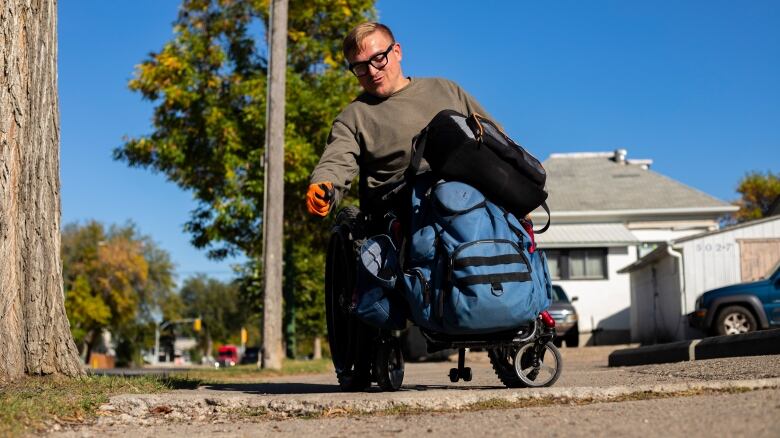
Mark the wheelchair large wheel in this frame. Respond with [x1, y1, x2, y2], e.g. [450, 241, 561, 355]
[325, 207, 374, 391]
[489, 342, 562, 388]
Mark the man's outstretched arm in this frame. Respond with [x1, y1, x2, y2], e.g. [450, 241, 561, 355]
[306, 120, 359, 217]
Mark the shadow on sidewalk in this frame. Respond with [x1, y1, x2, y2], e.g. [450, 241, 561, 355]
[199, 382, 341, 394]
[195, 382, 505, 395]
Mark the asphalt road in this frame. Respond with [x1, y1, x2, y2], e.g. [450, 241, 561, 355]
[53, 347, 780, 437]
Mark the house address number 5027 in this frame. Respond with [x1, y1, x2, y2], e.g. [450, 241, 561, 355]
[695, 243, 734, 253]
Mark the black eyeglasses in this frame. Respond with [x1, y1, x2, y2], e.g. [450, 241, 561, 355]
[348, 43, 395, 77]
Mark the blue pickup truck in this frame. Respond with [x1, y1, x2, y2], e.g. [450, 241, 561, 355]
[690, 262, 780, 335]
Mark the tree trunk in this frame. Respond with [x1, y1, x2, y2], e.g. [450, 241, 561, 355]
[0, 0, 83, 380]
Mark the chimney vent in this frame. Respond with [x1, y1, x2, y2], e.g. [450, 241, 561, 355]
[613, 148, 627, 164]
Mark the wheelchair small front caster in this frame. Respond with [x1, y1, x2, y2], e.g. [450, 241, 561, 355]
[513, 341, 562, 388]
[449, 366, 473, 382]
[449, 348, 472, 382]
[374, 337, 404, 391]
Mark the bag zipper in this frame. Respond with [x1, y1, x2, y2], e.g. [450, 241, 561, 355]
[451, 239, 523, 261]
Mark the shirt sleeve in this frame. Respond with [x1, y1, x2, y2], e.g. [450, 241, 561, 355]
[449, 80, 506, 131]
[453, 82, 493, 120]
[309, 119, 360, 206]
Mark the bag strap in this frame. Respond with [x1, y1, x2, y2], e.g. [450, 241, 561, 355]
[469, 113, 509, 141]
[534, 201, 551, 234]
[469, 113, 485, 142]
[381, 127, 429, 202]
[408, 127, 428, 177]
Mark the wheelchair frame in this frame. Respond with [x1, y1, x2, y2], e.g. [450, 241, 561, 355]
[325, 206, 562, 392]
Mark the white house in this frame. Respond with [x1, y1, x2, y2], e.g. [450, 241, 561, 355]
[618, 216, 780, 343]
[531, 150, 738, 345]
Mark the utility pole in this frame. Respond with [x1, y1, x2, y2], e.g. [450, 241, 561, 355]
[262, 0, 288, 370]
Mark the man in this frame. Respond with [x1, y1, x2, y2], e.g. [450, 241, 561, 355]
[306, 22, 490, 217]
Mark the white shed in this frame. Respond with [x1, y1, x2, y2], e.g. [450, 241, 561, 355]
[618, 216, 780, 343]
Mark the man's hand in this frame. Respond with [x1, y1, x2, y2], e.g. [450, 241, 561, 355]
[306, 182, 335, 217]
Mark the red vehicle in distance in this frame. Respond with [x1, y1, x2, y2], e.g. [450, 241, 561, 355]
[217, 345, 239, 367]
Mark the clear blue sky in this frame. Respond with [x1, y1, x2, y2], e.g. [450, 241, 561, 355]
[58, 1, 779, 283]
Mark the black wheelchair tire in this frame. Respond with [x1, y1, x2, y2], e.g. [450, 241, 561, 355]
[325, 207, 375, 391]
[488, 345, 524, 388]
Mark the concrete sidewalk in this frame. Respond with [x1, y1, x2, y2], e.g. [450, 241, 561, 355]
[102, 378, 780, 422]
[92, 348, 780, 426]
[608, 329, 780, 367]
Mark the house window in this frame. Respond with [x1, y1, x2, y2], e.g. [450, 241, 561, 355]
[546, 250, 561, 280]
[542, 248, 608, 280]
[638, 243, 657, 258]
[569, 249, 607, 279]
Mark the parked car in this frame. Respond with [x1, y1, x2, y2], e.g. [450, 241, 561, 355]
[690, 262, 780, 336]
[549, 285, 579, 347]
[217, 345, 239, 367]
[240, 347, 261, 365]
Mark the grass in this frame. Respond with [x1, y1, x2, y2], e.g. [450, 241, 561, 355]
[0, 358, 332, 436]
[166, 358, 332, 383]
[0, 374, 198, 436]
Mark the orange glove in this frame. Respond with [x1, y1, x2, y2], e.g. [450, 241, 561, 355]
[306, 182, 335, 217]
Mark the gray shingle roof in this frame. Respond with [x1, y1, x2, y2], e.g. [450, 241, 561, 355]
[535, 223, 639, 247]
[542, 152, 733, 212]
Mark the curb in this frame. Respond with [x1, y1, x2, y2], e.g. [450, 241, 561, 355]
[608, 329, 780, 367]
[97, 378, 780, 424]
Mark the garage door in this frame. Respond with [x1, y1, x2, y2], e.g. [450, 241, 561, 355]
[739, 238, 780, 282]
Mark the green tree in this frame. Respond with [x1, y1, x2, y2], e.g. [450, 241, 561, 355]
[179, 274, 253, 357]
[734, 171, 780, 222]
[114, 0, 375, 353]
[61, 221, 177, 365]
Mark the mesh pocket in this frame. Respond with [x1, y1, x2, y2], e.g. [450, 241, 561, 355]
[354, 235, 407, 330]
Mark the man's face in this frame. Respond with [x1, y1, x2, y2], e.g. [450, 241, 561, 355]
[349, 31, 406, 98]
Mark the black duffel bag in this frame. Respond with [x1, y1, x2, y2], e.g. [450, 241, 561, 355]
[406, 109, 550, 232]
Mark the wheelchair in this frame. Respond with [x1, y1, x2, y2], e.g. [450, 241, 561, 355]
[325, 206, 563, 392]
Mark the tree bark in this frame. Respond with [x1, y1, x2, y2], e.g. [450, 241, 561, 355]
[0, 0, 83, 380]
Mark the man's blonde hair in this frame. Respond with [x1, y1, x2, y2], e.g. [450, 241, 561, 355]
[342, 22, 395, 61]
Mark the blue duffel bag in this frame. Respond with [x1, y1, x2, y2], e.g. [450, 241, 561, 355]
[401, 175, 552, 334]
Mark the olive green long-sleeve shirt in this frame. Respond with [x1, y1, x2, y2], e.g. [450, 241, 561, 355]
[310, 77, 489, 209]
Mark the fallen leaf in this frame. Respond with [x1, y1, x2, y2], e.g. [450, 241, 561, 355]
[149, 405, 174, 415]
